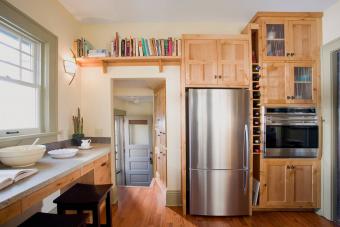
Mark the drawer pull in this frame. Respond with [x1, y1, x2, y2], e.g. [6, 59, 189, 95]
[101, 162, 107, 167]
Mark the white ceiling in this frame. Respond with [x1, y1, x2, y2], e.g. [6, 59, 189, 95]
[58, 0, 337, 23]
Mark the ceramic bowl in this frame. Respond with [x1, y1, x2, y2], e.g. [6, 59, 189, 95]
[0, 145, 46, 167]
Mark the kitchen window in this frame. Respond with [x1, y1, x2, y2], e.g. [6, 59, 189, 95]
[0, 23, 42, 137]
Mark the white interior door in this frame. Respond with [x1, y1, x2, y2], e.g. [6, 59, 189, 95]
[124, 116, 153, 186]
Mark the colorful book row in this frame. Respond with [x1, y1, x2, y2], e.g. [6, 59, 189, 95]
[111, 32, 181, 57]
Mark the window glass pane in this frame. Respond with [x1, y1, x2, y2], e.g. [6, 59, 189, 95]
[129, 124, 149, 145]
[0, 43, 20, 65]
[22, 39, 33, 55]
[0, 80, 38, 130]
[0, 62, 20, 80]
[22, 69, 34, 83]
[21, 53, 33, 70]
[0, 29, 19, 49]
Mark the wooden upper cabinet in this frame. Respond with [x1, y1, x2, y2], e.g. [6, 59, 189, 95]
[260, 17, 320, 61]
[217, 39, 250, 86]
[287, 19, 318, 61]
[261, 62, 288, 104]
[183, 36, 250, 87]
[184, 39, 218, 85]
[261, 19, 288, 61]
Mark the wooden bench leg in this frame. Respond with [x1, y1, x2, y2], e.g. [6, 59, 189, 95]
[106, 192, 112, 227]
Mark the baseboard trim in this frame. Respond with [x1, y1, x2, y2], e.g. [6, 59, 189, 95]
[166, 190, 182, 207]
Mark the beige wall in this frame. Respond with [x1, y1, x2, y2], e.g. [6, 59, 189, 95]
[80, 66, 181, 191]
[7, 0, 82, 141]
[323, 0, 340, 44]
[81, 21, 243, 50]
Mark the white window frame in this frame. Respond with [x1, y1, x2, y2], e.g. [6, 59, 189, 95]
[0, 21, 43, 137]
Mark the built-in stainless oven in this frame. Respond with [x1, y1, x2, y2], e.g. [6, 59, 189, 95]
[264, 108, 319, 158]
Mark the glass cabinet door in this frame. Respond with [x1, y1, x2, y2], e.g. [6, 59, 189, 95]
[262, 20, 287, 60]
[289, 63, 316, 104]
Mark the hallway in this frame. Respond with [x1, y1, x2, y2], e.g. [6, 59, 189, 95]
[111, 181, 336, 227]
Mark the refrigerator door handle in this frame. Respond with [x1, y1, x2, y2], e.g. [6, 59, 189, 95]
[243, 124, 249, 170]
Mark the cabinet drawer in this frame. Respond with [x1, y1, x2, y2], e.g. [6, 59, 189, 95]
[82, 162, 94, 175]
[0, 201, 21, 225]
[94, 154, 111, 185]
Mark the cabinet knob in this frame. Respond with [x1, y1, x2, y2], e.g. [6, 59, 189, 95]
[219, 75, 222, 79]
[287, 165, 291, 169]
[287, 96, 291, 99]
[214, 75, 217, 79]
[286, 53, 291, 56]
[291, 96, 295, 100]
[291, 165, 295, 169]
[291, 53, 295, 56]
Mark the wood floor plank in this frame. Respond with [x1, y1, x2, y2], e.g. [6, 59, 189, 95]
[106, 181, 336, 227]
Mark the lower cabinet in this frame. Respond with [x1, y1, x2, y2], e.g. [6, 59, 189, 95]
[94, 154, 112, 185]
[260, 159, 320, 208]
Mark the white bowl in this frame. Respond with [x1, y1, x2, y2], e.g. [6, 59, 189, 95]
[0, 145, 46, 167]
[48, 148, 78, 159]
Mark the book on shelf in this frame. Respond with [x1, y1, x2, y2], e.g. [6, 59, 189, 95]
[73, 38, 93, 57]
[0, 168, 38, 190]
[110, 33, 182, 57]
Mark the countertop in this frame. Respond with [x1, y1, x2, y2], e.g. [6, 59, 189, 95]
[0, 144, 111, 209]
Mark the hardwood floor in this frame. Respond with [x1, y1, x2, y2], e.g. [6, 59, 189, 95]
[110, 180, 336, 227]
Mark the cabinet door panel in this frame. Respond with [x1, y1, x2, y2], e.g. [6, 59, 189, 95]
[261, 160, 290, 207]
[288, 62, 317, 104]
[185, 40, 218, 85]
[288, 20, 317, 61]
[218, 40, 249, 87]
[262, 63, 288, 104]
[261, 19, 288, 61]
[291, 161, 319, 208]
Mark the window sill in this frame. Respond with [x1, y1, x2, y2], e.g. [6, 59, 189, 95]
[0, 132, 58, 144]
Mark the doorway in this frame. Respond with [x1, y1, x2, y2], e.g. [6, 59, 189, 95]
[113, 79, 167, 188]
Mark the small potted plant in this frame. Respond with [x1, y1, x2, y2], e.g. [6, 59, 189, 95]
[72, 108, 84, 146]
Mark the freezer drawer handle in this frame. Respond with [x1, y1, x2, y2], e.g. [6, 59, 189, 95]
[243, 171, 248, 193]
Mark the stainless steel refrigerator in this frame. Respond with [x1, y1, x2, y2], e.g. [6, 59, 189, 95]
[188, 88, 250, 216]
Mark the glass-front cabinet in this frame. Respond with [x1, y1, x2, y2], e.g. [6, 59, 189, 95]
[262, 20, 287, 61]
[288, 63, 316, 104]
[261, 19, 318, 61]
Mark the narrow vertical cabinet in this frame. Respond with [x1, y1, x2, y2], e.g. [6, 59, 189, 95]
[183, 35, 250, 87]
[154, 84, 167, 187]
[260, 159, 320, 208]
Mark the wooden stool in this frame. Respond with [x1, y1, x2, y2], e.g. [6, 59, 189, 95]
[53, 183, 113, 227]
[18, 212, 87, 227]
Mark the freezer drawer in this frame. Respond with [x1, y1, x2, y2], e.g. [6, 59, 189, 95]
[189, 169, 249, 216]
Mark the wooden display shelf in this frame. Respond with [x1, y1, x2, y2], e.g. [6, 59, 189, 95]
[76, 56, 182, 73]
